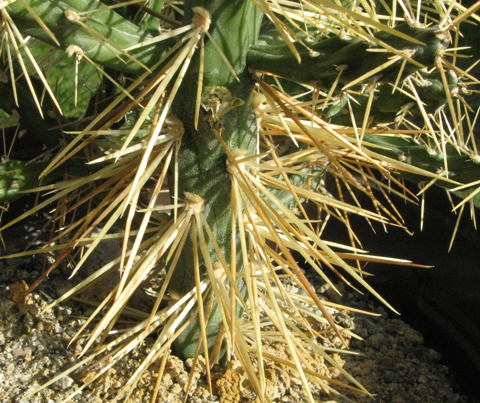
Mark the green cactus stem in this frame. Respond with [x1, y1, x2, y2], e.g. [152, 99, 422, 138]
[7, 0, 175, 74]
[364, 134, 480, 185]
[247, 23, 449, 90]
[0, 159, 62, 204]
[169, 0, 263, 359]
[325, 70, 467, 126]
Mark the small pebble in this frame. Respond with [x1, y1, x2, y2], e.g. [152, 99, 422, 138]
[12, 347, 32, 360]
[52, 376, 75, 391]
[384, 370, 401, 383]
[417, 374, 428, 384]
[404, 327, 424, 345]
[391, 394, 404, 403]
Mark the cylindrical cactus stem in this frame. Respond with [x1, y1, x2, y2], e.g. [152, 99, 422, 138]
[363, 132, 480, 185]
[169, 0, 263, 359]
[247, 23, 449, 90]
[326, 70, 467, 126]
[7, 0, 175, 74]
[0, 160, 63, 203]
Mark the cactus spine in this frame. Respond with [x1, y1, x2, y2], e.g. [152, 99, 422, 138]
[2, 1, 480, 401]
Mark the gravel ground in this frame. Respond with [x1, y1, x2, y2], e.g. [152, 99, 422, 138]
[0, 224, 471, 403]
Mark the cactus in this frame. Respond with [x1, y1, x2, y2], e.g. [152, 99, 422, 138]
[248, 22, 449, 88]
[0, 159, 59, 203]
[2, 0, 480, 401]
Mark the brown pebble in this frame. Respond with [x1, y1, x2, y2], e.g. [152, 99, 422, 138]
[404, 327, 424, 345]
[392, 394, 404, 403]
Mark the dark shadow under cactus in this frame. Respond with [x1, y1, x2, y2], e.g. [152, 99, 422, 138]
[322, 183, 480, 401]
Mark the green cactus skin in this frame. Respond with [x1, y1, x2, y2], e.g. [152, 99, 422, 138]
[323, 71, 480, 186]
[247, 23, 449, 89]
[169, 0, 263, 359]
[0, 160, 62, 203]
[7, 0, 174, 74]
[364, 134, 480, 185]
[325, 71, 465, 126]
[137, 0, 167, 32]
